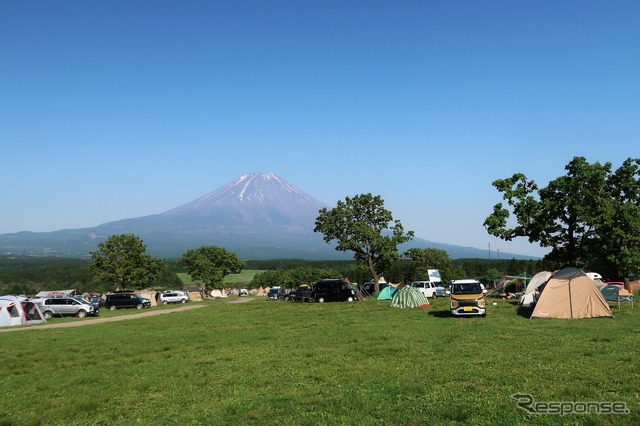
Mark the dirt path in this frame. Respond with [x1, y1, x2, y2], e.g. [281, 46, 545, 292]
[0, 297, 256, 333]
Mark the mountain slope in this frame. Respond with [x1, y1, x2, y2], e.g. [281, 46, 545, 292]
[0, 172, 538, 260]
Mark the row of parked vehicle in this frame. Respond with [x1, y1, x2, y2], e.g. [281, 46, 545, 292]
[267, 279, 358, 303]
[265, 278, 488, 317]
[31, 290, 191, 320]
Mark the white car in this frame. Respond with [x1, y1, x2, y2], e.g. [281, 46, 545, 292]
[159, 291, 190, 304]
[410, 281, 445, 298]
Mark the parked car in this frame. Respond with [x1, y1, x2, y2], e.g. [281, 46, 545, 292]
[410, 281, 446, 298]
[159, 291, 189, 304]
[449, 279, 486, 317]
[72, 295, 101, 313]
[239, 289, 249, 297]
[105, 293, 151, 310]
[90, 296, 106, 307]
[266, 287, 284, 300]
[359, 281, 395, 296]
[284, 285, 313, 302]
[311, 279, 357, 303]
[33, 296, 98, 319]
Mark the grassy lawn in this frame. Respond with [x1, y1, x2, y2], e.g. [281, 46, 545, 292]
[1, 297, 638, 425]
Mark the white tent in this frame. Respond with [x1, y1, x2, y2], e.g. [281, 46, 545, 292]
[519, 271, 553, 308]
[0, 295, 47, 327]
[210, 289, 228, 298]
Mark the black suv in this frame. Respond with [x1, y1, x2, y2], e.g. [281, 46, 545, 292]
[105, 293, 151, 311]
[311, 279, 357, 303]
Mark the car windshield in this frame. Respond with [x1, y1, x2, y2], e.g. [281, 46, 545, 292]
[451, 283, 482, 294]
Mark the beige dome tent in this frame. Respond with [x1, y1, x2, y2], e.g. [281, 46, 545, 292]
[531, 267, 613, 319]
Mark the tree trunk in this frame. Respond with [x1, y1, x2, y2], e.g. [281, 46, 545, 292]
[367, 256, 380, 292]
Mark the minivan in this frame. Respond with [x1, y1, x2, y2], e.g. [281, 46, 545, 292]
[105, 293, 151, 310]
[34, 297, 98, 319]
[411, 281, 446, 298]
[311, 279, 357, 303]
[449, 279, 486, 317]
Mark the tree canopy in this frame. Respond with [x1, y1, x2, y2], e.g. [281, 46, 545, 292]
[89, 234, 164, 290]
[403, 247, 452, 281]
[314, 193, 414, 290]
[179, 246, 245, 293]
[484, 156, 640, 279]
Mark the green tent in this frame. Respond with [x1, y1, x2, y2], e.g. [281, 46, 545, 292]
[377, 285, 397, 301]
[390, 286, 430, 309]
[600, 284, 622, 302]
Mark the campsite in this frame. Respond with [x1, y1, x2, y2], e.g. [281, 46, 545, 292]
[1, 288, 638, 425]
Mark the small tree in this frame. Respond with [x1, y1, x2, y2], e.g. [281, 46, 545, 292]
[314, 193, 414, 292]
[179, 246, 245, 296]
[403, 247, 452, 281]
[89, 234, 164, 290]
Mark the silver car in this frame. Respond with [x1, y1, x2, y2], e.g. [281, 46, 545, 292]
[34, 297, 97, 319]
[159, 291, 190, 304]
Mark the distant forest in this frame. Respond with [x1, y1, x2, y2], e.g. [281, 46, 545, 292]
[0, 255, 560, 296]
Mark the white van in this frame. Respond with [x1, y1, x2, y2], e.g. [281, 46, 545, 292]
[411, 281, 446, 298]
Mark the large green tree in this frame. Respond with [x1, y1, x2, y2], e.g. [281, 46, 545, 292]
[89, 234, 164, 290]
[403, 247, 452, 282]
[484, 156, 640, 279]
[180, 246, 245, 295]
[314, 193, 414, 291]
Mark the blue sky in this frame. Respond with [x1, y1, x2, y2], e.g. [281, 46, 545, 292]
[1, 1, 638, 258]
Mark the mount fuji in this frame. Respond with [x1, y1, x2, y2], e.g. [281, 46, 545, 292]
[0, 172, 536, 260]
[0, 173, 337, 259]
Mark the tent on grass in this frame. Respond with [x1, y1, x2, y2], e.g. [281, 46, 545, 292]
[0, 295, 47, 327]
[210, 289, 227, 299]
[600, 285, 624, 302]
[377, 285, 397, 301]
[531, 267, 613, 319]
[390, 286, 430, 309]
[518, 271, 553, 308]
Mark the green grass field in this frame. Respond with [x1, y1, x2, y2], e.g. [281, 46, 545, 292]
[1, 296, 638, 425]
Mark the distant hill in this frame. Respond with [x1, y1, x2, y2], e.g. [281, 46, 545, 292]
[0, 172, 537, 260]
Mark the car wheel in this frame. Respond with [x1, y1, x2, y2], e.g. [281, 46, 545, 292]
[318, 297, 325, 303]
[181, 299, 186, 304]
[347, 297, 354, 302]
[135, 303, 143, 309]
[162, 301, 168, 305]
[77, 310, 87, 318]
[43, 310, 53, 320]
[109, 305, 117, 311]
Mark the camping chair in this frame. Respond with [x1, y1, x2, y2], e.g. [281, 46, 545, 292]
[617, 289, 634, 309]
